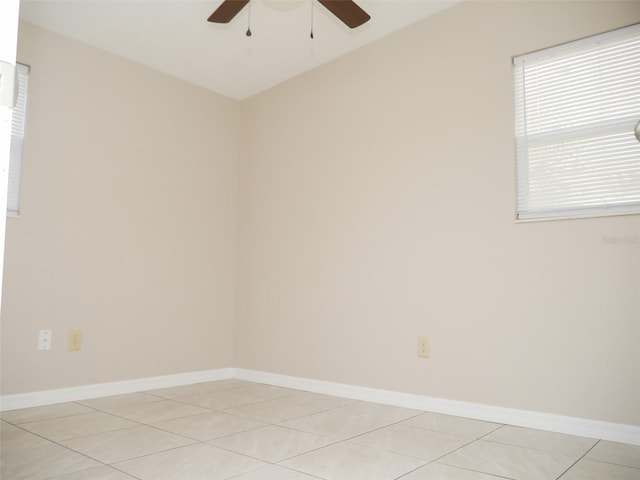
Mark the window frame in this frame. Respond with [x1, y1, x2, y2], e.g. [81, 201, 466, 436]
[513, 24, 640, 222]
[8, 62, 29, 217]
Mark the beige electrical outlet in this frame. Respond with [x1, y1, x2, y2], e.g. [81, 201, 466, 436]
[68, 330, 82, 351]
[418, 336, 430, 358]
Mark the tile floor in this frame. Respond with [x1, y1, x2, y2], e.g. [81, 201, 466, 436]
[1, 379, 639, 479]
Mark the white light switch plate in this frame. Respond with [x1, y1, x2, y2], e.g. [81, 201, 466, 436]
[38, 329, 52, 350]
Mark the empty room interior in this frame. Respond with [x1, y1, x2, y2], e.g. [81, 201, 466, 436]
[1, 1, 639, 479]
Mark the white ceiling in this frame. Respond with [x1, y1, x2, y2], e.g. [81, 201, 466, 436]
[19, 0, 460, 100]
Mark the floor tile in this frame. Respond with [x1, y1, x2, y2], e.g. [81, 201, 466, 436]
[402, 413, 501, 438]
[105, 399, 210, 423]
[20, 411, 138, 441]
[280, 409, 392, 440]
[440, 440, 576, 480]
[231, 384, 299, 400]
[350, 423, 473, 460]
[281, 391, 358, 410]
[586, 440, 640, 468]
[60, 425, 195, 464]
[333, 401, 422, 423]
[153, 411, 264, 441]
[0, 441, 100, 480]
[210, 425, 334, 462]
[78, 392, 163, 410]
[0, 402, 95, 424]
[227, 464, 320, 479]
[401, 462, 507, 479]
[3, 379, 639, 480]
[178, 389, 269, 410]
[0, 420, 50, 453]
[146, 379, 253, 399]
[559, 458, 640, 479]
[47, 465, 139, 480]
[280, 441, 427, 480]
[483, 425, 597, 457]
[114, 443, 266, 480]
[223, 397, 326, 423]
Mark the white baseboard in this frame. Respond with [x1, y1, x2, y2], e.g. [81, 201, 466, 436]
[1, 366, 638, 446]
[234, 368, 640, 446]
[0, 368, 233, 412]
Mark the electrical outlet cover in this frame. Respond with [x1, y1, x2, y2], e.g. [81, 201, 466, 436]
[68, 330, 82, 351]
[418, 336, 430, 358]
[38, 329, 52, 350]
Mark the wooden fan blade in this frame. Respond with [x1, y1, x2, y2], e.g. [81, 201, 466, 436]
[208, 0, 250, 23]
[317, 0, 370, 29]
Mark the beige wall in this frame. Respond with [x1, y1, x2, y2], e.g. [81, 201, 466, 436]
[237, 1, 640, 425]
[1, 22, 239, 393]
[3, 2, 639, 428]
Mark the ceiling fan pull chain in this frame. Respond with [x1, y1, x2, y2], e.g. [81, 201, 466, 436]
[246, 2, 252, 37]
[310, 0, 314, 39]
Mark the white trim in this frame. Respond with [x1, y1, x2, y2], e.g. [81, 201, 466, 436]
[514, 210, 640, 223]
[1, 367, 638, 446]
[235, 369, 640, 446]
[0, 368, 233, 412]
[513, 23, 640, 65]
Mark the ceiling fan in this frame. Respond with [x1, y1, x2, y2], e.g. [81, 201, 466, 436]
[207, 0, 371, 29]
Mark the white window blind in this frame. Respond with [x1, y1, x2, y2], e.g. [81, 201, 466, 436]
[8, 63, 29, 216]
[514, 24, 640, 221]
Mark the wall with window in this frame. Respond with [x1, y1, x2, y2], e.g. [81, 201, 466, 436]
[237, 1, 640, 425]
[1, 22, 240, 393]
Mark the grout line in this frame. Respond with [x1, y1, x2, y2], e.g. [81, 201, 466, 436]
[16, 429, 123, 479]
[0, 406, 101, 426]
[555, 439, 601, 479]
[397, 423, 510, 479]
[590, 460, 640, 471]
[481, 435, 599, 457]
[395, 460, 515, 480]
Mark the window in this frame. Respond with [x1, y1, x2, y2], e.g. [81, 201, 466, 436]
[8, 62, 29, 216]
[514, 24, 640, 221]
